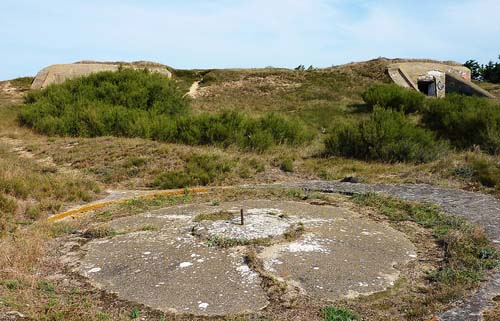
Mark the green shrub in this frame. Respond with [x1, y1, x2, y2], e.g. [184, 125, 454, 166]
[279, 158, 294, 173]
[453, 155, 500, 188]
[153, 171, 194, 189]
[21, 68, 188, 138]
[25, 68, 188, 115]
[324, 107, 447, 163]
[362, 84, 425, 113]
[153, 154, 232, 189]
[20, 70, 311, 151]
[422, 94, 500, 155]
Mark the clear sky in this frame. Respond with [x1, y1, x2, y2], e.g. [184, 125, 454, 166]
[1, 0, 499, 80]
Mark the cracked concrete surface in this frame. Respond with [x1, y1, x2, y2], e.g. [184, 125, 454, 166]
[72, 200, 416, 317]
[282, 181, 500, 321]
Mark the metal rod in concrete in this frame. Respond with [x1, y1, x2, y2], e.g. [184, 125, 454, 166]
[240, 208, 245, 225]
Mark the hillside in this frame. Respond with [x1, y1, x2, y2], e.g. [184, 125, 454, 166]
[0, 58, 499, 321]
[1, 58, 498, 192]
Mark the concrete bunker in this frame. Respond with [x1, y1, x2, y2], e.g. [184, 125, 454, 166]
[388, 62, 494, 98]
[67, 200, 418, 317]
[31, 61, 172, 90]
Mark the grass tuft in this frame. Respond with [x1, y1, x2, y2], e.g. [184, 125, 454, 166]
[322, 306, 359, 321]
[193, 211, 235, 222]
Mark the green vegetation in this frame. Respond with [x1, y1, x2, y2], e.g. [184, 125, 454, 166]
[324, 107, 447, 163]
[2, 58, 500, 320]
[10, 77, 34, 90]
[0, 146, 100, 235]
[19, 69, 311, 151]
[465, 55, 500, 83]
[452, 153, 500, 189]
[354, 193, 498, 297]
[362, 84, 425, 113]
[279, 158, 294, 172]
[128, 307, 140, 319]
[193, 211, 235, 222]
[168, 111, 311, 152]
[322, 306, 359, 321]
[153, 154, 232, 189]
[205, 235, 273, 248]
[422, 94, 500, 155]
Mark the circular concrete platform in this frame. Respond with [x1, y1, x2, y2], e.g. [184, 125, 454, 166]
[76, 200, 416, 316]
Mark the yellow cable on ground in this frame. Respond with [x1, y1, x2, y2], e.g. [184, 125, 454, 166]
[47, 187, 209, 223]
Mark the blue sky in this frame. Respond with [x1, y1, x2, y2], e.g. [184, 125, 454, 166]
[1, 0, 499, 80]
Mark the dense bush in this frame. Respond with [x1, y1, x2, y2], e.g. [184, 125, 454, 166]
[422, 94, 500, 155]
[361, 84, 425, 113]
[153, 154, 232, 189]
[324, 107, 447, 163]
[20, 69, 311, 151]
[24, 68, 189, 115]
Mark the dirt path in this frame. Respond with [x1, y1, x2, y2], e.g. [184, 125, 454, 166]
[0, 137, 81, 176]
[47, 181, 500, 320]
[185, 80, 201, 99]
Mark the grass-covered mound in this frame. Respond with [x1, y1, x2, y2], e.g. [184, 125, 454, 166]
[19, 69, 310, 151]
[422, 94, 500, 155]
[324, 107, 448, 163]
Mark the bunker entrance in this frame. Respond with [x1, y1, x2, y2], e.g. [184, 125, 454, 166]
[418, 79, 436, 97]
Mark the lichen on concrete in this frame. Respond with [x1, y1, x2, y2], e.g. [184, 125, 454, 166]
[72, 200, 417, 317]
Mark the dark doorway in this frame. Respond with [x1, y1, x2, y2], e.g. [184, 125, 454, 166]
[418, 80, 436, 96]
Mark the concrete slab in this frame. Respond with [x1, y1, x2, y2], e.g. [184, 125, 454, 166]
[259, 222, 416, 300]
[80, 221, 269, 316]
[77, 200, 416, 317]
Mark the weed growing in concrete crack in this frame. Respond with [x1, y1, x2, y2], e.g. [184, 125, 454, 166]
[322, 306, 360, 321]
[284, 222, 305, 241]
[193, 211, 235, 222]
[96, 312, 111, 320]
[83, 226, 120, 239]
[128, 307, 140, 319]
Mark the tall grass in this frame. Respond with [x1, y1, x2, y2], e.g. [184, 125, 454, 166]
[0, 146, 100, 235]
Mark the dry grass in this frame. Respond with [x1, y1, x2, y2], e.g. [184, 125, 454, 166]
[477, 81, 500, 99]
[0, 182, 497, 321]
[483, 295, 500, 321]
[0, 59, 499, 320]
[0, 144, 101, 235]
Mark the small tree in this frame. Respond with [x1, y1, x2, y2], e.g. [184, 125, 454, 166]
[464, 59, 482, 80]
[482, 55, 500, 83]
[464, 55, 500, 83]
